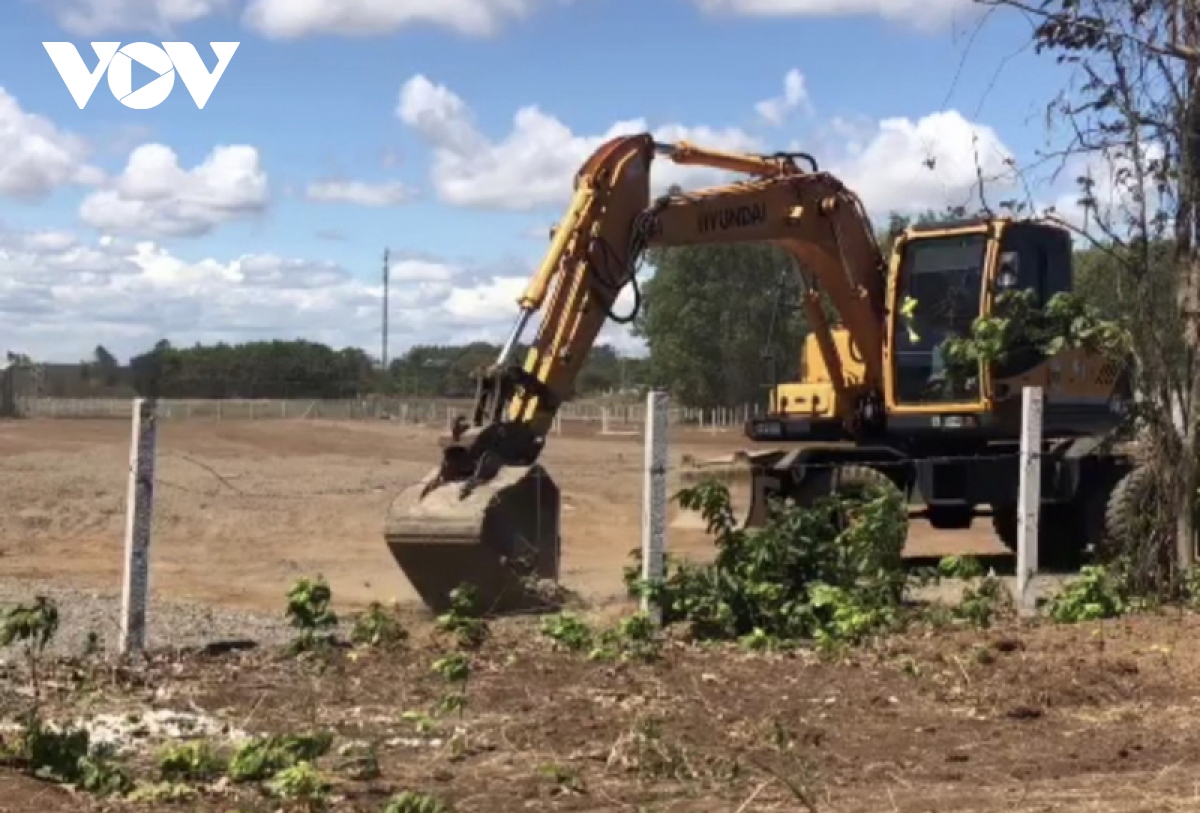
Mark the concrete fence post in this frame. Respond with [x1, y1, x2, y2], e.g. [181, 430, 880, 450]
[641, 390, 669, 625]
[120, 398, 158, 655]
[1017, 386, 1043, 616]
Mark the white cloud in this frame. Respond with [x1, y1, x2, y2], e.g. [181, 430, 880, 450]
[397, 74, 762, 211]
[690, 0, 973, 30]
[306, 179, 417, 207]
[0, 89, 101, 202]
[389, 258, 460, 282]
[755, 69, 810, 125]
[53, 0, 231, 34]
[0, 226, 547, 362]
[825, 110, 1017, 218]
[243, 0, 542, 38]
[79, 144, 270, 238]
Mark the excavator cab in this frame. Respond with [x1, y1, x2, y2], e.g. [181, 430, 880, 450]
[884, 218, 1077, 418]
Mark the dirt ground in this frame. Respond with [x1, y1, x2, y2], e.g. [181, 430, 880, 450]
[0, 418, 1006, 615]
[4, 609, 1200, 812]
[3, 417, 1199, 813]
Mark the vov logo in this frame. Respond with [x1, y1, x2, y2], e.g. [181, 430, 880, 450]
[43, 42, 240, 110]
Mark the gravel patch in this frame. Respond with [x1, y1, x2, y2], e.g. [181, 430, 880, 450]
[0, 578, 322, 659]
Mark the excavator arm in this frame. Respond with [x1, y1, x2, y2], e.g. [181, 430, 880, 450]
[384, 132, 890, 614]
[445, 133, 888, 487]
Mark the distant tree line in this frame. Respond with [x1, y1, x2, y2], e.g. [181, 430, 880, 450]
[105, 338, 648, 400]
[65, 207, 1139, 406]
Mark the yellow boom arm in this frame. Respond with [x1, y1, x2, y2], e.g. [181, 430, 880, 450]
[435, 133, 888, 486]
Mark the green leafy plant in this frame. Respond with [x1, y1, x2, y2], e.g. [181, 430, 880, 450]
[158, 740, 227, 781]
[629, 476, 908, 646]
[938, 290, 1130, 396]
[540, 612, 594, 652]
[267, 761, 330, 810]
[431, 653, 470, 717]
[435, 585, 488, 650]
[351, 602, 408, 648]
[126, 781, 198, 803]
[1, 597, 60, 699]
[285, 576, 338, 654]
[932, 556, 1013, 629]
[3, 717, 131, 797]
[227, 731, 333, 782]
[1046, 565, 1128, 623]
[384, 790, 451, 813]
[589, 612, 661, 662]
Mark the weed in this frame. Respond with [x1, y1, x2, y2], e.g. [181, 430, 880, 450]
[432, 652, 470, 683]
[955, 574, 1013, 629]
[1, 596, 60, 700]
[540, 612, 593, 652]
[538, 762, 585, 795]
[334, 740, 380, 780]
[436, 585, 488, 650]
[1046, 566, 1128, 623]
[267, 761, 331, 810]
[385, 790, 451, 813]
[3, 716, 131, 797]
[434, 692, 467, 716]
[285, 576, 338, 654]
[589, 612, 661, 662]
[351, 602, 408, 648]
[628, 478, 908, 646]
[227, 730, 333, 782]
[607, 717, 693, 781]
[400, 711, 437, 735]
[126, 781, 198, 803]
[431, 652, 471, 717]
[158, 740, 227, 781]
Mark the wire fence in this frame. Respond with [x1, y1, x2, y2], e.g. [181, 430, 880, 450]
[0, 387, 1061, 653]
[19, 396, 765, 431]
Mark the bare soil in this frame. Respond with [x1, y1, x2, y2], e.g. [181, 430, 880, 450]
[3, 610, 1200, 812]
[0, 418, 1195, 812]
[0, 418, 1006, 615]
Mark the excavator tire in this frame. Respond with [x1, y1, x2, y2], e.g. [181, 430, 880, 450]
[1103, 464, 1172, 572]
[384, 463, 561, 615]
[789, 464, 907, 542]
[790, 464, 898, 507]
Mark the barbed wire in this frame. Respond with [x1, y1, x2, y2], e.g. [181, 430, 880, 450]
[154, 452, 398, 499]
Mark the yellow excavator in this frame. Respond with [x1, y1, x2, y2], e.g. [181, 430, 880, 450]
[384, 133, 1136, 613]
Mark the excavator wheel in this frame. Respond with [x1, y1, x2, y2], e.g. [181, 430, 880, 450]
[790, 464, 899, 508]
[787, 464, 906, 533]
[1102, 464, 1172, 573]
[384, 463, 562, 615]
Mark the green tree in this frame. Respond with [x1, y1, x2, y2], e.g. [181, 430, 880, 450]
[632, 243, 806, 408]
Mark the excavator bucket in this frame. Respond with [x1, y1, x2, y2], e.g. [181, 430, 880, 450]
[384, 463, 562, 615]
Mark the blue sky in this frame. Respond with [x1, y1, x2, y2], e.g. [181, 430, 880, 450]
[0, 0, 1080, 363]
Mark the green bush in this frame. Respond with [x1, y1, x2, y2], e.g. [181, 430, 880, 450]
[629, 476, 908, 646]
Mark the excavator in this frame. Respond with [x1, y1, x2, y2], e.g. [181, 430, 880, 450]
[384, 133, 1137, 613]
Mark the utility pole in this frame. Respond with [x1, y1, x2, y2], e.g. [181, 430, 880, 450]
[382, 248, 390, 372]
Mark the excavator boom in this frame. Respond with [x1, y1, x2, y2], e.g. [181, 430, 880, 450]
[385, 133, 890, 614]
